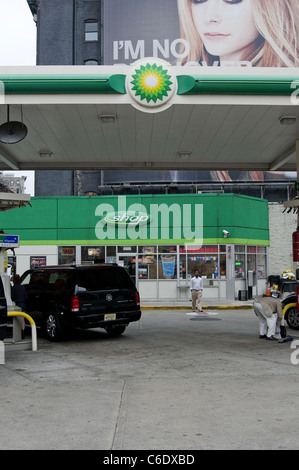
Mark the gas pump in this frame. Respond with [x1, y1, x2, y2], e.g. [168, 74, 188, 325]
[0, 233, 23, 342]
[0, 232, 20, 308]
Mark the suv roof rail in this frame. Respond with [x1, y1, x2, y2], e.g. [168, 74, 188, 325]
[31, 263, 120, 269]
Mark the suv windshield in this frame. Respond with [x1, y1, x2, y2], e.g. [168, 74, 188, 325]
[77, 267, 134, 291]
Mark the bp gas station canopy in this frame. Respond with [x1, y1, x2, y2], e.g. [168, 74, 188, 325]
[0, 63, 298, 173]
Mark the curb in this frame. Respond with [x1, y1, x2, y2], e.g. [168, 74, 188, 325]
[141, 305, 253, 310]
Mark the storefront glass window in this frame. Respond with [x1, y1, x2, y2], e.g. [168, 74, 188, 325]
[107, 244, 266, 283]
[234, 246, 267, 279]
[138, 254, 157, 279]
[257, 253, 266, 278]
[187, 245, 210, 253]
[158, 254, 177, 279]
[219, 254, 226, 278]
[118, 256, 136, 283]
[106, 246, 116, 264]
[187, 254, 218, 279]
[179, 245, 204, 253]
[179, 255, 187, 279]
[235, 254, 245, 278]
[247, 254, 256, 272]
[81, 246, 105, 264]
[118, 246, 136, 253]
[58, 246, 76, 265]
[204, 245, 218, 253]
[139, 246, 157, 254]
[158, 245, 176, 253]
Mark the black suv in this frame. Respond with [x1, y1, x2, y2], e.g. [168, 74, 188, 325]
[19, 264, 141, 341]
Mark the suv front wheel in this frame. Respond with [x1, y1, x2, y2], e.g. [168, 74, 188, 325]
[284, 305, 299, 330]
[45, 312, 65, 341]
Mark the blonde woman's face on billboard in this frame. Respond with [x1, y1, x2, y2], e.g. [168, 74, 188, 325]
[190, 0, 260, 61]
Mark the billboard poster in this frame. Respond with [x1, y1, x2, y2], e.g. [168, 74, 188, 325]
[103, 0, 299, 68]
[103, 170, 297, 184]
[103, 0, 180, 65]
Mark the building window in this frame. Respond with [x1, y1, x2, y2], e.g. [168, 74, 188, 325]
[58, 246, 76, 265]
[234, 245, 267, 279]
[81, 246, 104, 264]
[84, 59, 99, 66]
[85, 21, 98, 42]
[158, 254, 177, 279]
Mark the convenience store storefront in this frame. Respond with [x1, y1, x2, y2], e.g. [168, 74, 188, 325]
[2, 193, 269, 301]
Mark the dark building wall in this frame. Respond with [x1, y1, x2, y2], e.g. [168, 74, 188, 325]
[35, 170, 75, 196]
[36, 0, 101, 65]
[35, 170, 103, 196]
[33, 0, 103, 196]
[37, 0, 74, 65]
[76, 0, 102, 65]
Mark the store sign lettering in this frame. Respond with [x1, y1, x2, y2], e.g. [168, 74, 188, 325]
[94, 196, 203, 243]
[103, 211, 151, 226]
[113, 39, 189, 63]
[62, 248, 74, 255]
[112, 40, 252, 68]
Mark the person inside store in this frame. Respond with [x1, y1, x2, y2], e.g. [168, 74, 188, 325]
[253, 296, 283, 340]
[11, 274, 27, 339]
[190, 269, 204, 313]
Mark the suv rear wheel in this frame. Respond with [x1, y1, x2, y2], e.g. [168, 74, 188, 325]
[45, 312, 64, 341]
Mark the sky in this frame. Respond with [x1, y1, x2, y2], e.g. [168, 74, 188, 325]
[0, 0, 36, 194]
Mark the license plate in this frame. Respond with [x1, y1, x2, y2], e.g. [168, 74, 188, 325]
[104, 313, 116, 321]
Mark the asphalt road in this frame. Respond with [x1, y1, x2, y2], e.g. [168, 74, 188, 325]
[1, 309, 299, 450]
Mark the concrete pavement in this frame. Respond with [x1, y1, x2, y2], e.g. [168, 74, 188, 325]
[1, 307, 299, 451]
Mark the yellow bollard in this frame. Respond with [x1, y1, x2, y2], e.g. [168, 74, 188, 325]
[7, 311, 37, 351]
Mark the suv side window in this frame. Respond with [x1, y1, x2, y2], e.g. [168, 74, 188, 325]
[21, 272, 33, 286]
[48, 271, 72, 292]
[78, 267, 133, 291]
[28, 272, 47, 292]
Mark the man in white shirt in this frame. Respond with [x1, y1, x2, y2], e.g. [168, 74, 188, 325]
[190, 270, 204, 312]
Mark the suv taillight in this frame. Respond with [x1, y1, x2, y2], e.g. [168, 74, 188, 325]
[135, 291, 140, 306]
[71, 295, 80, 312]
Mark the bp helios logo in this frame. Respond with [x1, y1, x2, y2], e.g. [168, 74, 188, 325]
[131, 63, 172, 103]
[126, 58, 177, 111]
[103, 211, 152, 226]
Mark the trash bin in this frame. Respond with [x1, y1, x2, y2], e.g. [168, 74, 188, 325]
[238, 290, 248, 301]
[268, 275, 281, 287]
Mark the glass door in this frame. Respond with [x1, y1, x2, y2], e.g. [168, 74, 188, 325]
[117, 254, 137, 285]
